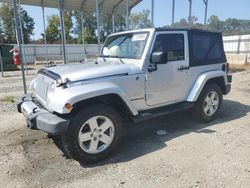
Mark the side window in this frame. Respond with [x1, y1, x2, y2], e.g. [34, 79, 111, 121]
[152, 34, 185, 62]
[191, 33, 225, 65]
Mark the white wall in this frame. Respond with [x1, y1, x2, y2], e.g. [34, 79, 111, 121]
[223, 34, 250, 54]
[17, 44, 102, 64]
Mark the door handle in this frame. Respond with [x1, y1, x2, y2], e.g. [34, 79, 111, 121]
[177, 65, 189, 71]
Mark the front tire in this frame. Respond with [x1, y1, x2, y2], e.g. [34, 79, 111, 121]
[193, 83, 223, 122]
[62, 104, 123, 164]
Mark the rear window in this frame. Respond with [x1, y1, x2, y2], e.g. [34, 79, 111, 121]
[189, 31, 226, 66]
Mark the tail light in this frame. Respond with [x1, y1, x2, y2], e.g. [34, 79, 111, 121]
[226, 63, 229, 73]
[222, 63, 229, 73]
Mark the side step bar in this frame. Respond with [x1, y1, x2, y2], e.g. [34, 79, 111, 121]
[133, 102, 195, 123]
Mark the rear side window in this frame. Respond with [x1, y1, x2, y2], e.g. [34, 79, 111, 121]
[189, 31, 226, 66]
[152, 34, 184, 62]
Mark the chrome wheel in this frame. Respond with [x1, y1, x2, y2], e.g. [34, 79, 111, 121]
[203, 91, 219, 117]
[78, 116, 115, 154]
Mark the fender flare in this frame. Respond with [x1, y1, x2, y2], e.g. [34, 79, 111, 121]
[47, 82, 138, 115]
[187, 70, 228, 102]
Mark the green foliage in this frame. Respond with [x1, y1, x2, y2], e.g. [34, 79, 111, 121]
[45, 15, 60, 43]
[0, 95, 16, 103]
[63, 11, 73, 43]
[73, 11, 126, 44]
[171, 15, 250, 36]
[44, 10, 74, 44]
[0, 3, 15, 43]
[0, 3, 34, 43]
[129, 9, 152, 30]
[20, 8, 35, 43]
[73, 11, 97, 44]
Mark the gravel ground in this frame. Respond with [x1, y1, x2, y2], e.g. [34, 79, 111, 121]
[0, 69, 250, 188]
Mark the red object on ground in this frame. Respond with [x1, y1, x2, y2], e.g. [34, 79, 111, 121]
[13, 48, 21, 65]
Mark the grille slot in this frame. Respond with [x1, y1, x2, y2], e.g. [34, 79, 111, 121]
[35, 77, 49, 103]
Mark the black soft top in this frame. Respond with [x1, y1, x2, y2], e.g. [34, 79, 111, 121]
[155, 27, 226, 66]
[155, 27, 222, 34]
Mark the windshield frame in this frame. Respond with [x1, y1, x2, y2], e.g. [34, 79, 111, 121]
[100, 31, 150, 60]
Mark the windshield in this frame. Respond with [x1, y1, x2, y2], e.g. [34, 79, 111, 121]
[101, 32, 149, 60]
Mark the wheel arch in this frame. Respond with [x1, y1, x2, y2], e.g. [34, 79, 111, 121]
[187, 70, 228, 102]
[70, 93, 137, 120]
[48, 82, 138, 116]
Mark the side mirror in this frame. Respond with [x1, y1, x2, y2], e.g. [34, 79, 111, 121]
[151, 52, 168, 64]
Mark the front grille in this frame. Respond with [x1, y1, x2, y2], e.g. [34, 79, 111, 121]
[35, 76, 49, 103]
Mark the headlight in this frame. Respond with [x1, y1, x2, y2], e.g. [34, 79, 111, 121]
[55, 78, 63, 87]
[48, 82, 56, 93]
[29, 78, 37, 90]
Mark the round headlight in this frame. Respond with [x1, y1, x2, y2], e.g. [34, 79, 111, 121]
[48, 82, 56, 93]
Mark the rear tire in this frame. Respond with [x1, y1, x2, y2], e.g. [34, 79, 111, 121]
[193, 83, 223, 122]
[62, 104, 123, 164]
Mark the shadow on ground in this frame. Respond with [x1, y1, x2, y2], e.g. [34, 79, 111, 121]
[51, 99, 250, 167]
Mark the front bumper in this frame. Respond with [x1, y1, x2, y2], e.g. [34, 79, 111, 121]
[17, 94, 70, 135]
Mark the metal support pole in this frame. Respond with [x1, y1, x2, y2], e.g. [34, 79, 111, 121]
[112, 11, 115, 33]
[18, 0, 27, 73]
[96, 0, 101, 53]
[172, 0, 175, 27]
[189, 0, 192, 27]
[151, 0, 154, 27]
[13, 0, 27, 94]
[81, 11, 86, 60]
[58, 0, 67, 64]
[0, 50, 3, 77]
[203, 0, 208, 25]
[237, 36, 241, 54]
[42, 0, 49, 64]
[125, 0, 129, 30]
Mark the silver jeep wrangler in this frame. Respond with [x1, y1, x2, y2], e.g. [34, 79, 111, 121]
[17, 28, 232, 164]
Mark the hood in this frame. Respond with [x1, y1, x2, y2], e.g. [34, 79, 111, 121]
[42, 61, 142, 82]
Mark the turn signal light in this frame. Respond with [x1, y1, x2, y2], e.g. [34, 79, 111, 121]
[65, 103, 72, 110]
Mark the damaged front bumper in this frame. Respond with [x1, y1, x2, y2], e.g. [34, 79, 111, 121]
[17, 94, 70, 135]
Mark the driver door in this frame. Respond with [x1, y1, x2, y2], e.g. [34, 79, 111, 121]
[145, 31, 190, 106]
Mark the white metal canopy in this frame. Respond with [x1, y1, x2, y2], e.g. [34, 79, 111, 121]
[1, 0, 142, 14]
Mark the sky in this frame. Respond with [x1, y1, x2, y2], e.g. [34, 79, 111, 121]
[20, 0, 250, 40]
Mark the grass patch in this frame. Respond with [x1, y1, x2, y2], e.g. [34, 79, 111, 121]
[0, 96, 16, 103]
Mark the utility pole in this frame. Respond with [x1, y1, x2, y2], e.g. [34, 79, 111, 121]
[188, 0, 192, 27]
[13, 0, 27, 93]
[151, 0, 154, 27]
[172, 0, 175, 27]
[203, 0, 209, 25]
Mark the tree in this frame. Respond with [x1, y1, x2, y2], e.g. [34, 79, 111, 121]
[172, 16, 199, 28]
[129, 9, 152, 29]
[113, 15, 126, 32]
[188, 16, 198, 27]
[44, 11, 74, 44]
[0, 3, 15, 43]
[63, 10, 73, 43]
[20, 8, 35, 43]
[73, 11, 97, 44]
[207, 15, 223, 31]
[45, 15, 60, 43]
[173, 18, 189, 28]
[0, 3, 34, 43]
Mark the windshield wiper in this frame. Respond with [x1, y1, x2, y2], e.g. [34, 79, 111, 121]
[99, 55, 107, 62]
[117, 56, 125, 64]
[99, 55, 125, 64]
